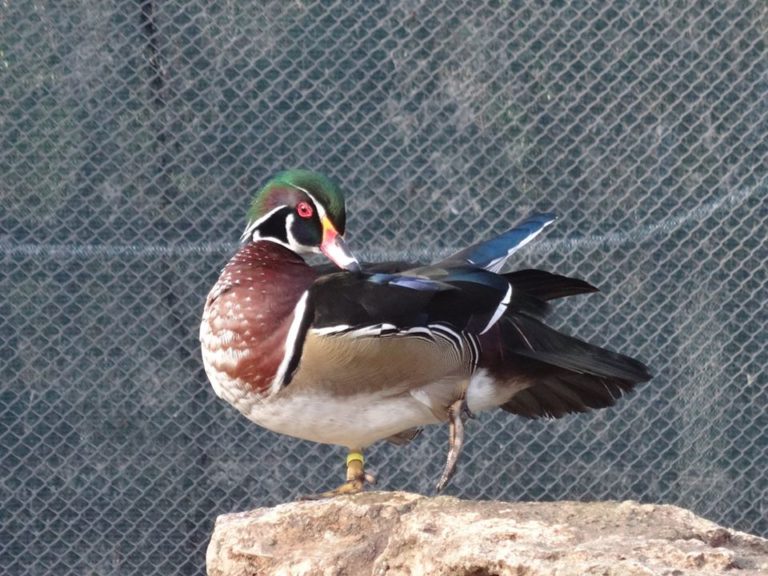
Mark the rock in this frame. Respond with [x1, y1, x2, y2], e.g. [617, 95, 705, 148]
[206, 491, 768, 576]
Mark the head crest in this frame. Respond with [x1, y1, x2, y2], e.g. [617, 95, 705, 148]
[246, 169, 346, 233]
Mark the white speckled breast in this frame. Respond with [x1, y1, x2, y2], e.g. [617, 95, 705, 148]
[200, 241, 316, 407]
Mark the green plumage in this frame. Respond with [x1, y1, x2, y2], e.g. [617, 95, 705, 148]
[247, 169, 347, 233]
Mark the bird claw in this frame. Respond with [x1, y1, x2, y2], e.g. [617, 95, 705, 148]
[436, 397, 469, 493]
[298, 477, 366, 500]
[297, 450, 374, 500]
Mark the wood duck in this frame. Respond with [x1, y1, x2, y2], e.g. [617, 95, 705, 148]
[200, 169, 652, 497]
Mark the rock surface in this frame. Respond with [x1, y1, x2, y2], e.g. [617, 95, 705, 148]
[207, 491, 768, 576]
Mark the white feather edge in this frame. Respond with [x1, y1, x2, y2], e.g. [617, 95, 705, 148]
[269, 290, 310, 395]
[484, 218, 556, 273]
[480, 282, 512, 334]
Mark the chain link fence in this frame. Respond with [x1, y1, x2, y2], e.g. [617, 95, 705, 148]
[2, 1, 766, 574]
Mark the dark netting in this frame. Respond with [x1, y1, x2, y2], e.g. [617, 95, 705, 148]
[1, 2, 766, 574]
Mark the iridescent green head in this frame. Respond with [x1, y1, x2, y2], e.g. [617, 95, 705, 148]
[242, 169, 359, 271]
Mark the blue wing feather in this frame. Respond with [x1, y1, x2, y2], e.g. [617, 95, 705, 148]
[446, 213, 557, 272]
[369, 267, 508, 295]
[312, 213, 556, 336]
[368, 273, 447, 291]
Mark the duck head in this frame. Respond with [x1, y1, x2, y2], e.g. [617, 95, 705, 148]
[241, 169, 360, 271]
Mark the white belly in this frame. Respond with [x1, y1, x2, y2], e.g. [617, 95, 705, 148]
[218, 368, 522, 449]
[242, 389, 440, 449]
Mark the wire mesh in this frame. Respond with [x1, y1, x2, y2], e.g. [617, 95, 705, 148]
[1, 1, 766, 574]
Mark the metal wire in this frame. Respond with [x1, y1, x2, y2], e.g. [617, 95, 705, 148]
[1, 2, 766, 574]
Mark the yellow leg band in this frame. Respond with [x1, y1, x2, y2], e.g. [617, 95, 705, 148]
[346, 451, 364, 466]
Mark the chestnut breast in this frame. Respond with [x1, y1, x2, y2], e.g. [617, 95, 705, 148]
[200, 242, 317, 399]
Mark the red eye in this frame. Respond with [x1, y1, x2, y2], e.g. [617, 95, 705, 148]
[296, 201, 314, 219]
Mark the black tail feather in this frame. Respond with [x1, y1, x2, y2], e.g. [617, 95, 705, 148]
[501, 370, 637, 419]
[501, 314, 651, 382]
[485, 313, 651, 420]
[504, 269, 598, 301]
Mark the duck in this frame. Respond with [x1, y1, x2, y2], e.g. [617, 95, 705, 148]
[200, 169, 652, 497]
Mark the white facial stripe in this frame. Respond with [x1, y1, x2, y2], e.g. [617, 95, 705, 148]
[243, 184, 332, 251]
[249, 209, 321, 255]
[282, 213, 324, 255]
[291, 185, 328, 221]
[270, 184, 332, 256]
[241, 205, 288, 242]
[283, 213, 299, 249]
